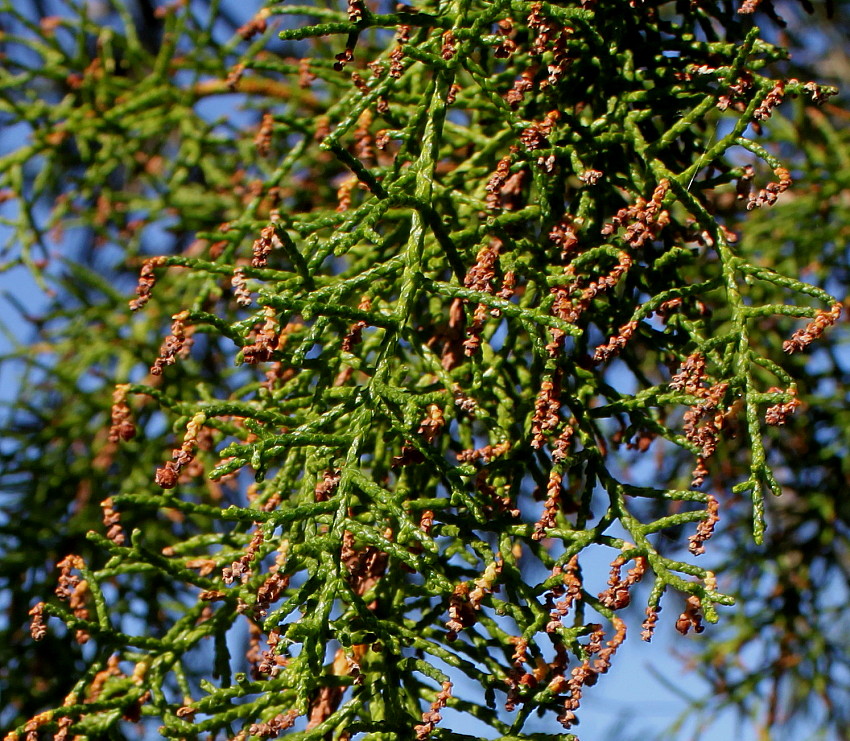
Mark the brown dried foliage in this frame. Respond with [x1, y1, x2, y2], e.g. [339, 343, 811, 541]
[601, 179, 670, 248]
[783, 302, 842, 354]
[675, 595, 706, 635]
[151, 310, 192, 375]
[598, 552, 647, 610]
[689, 494, 720, 555]
[557, 618, 626, 729]
[129, 256, 168, 311]
[242, 307, 279, 364]
[108, 383, 136, 442]
[531, 373, 561, 448]
[248, 709, 298, 739]
[765, 386, 801, 425]
[414, 681, 453, 739]
[155, 412, 205, 489]
[101, 497, 126, 545]
[747, 166, 792, 209]
[223, 525, 265, 586]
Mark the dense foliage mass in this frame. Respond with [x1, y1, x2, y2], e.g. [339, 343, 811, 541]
[1, 0, 849, 739]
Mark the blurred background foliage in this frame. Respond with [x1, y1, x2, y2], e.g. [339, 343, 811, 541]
[0, 0, 849, 739]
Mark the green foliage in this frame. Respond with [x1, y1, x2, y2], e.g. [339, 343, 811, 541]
[0, 1, 847, 739]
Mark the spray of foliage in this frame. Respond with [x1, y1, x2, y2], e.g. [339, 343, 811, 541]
[1, 0, 847, 739]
